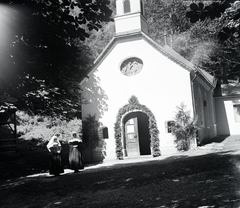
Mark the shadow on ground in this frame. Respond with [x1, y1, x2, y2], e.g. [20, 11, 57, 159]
[1, 135, 240, 207]
[1, 148, 240, 208]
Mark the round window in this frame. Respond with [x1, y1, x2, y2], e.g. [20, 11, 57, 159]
[120, 57, 143, 76]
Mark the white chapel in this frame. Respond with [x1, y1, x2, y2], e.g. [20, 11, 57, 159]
[80, 0, 222, 160]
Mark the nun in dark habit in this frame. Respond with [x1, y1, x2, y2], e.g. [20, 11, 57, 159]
[68, 131, 84, 172]
[46, 133, 64, 176]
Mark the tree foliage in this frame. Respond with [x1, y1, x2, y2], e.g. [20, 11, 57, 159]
[184, 0, 240, 83]
[0, 0, 113, 116]
[144, 0, 240, 83]
[186, 1, 227, 23]
[145, 0, 191, 46]
[82, 114, 100, 148]
[82, 114, 104, 161]
[4, 0, 240, 117]
[17, 111, 82, 143]
[186, 0, 240, 41]
[171, 103, 198, 151]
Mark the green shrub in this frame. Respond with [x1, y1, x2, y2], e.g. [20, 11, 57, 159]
[17, 111, 82, 145]
[16, 111, 105, 163]
[171, 103, 198, 151]
[82, 114, 106, 162]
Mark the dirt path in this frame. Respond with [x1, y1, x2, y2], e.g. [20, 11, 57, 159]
[1, 136, 240, 208]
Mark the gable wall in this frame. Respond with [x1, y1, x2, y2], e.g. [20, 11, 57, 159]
[81, 38, 194, 158]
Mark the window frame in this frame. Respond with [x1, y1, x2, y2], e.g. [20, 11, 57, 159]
[123, 0, 131, 14]
[165, 120, 175, 133]
[233, 103, 240, 123]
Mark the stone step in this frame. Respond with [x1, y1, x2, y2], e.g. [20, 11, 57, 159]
[160, 145, 178, 156]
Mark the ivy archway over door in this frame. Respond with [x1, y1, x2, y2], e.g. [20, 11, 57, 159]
[114, 95, 161, 159]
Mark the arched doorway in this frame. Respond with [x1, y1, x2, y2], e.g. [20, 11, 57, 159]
[114, 95, 160, 159]
[123, 111, 151, 157]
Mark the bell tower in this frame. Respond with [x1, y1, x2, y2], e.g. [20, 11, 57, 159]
[114, 0, 148, 35]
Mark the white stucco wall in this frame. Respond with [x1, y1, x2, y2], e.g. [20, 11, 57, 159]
[192, 80, 217, 142]
[81, 37, 194, 159]
[115, 13, 148, 35]
[215, 96, 240, 135]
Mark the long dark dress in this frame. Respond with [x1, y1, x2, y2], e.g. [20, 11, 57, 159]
[69, 139, 84, 171]
[49, 145, 64, 176]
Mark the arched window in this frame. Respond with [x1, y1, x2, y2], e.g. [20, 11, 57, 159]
[140, 0, 144, 15]
[123, 0, 131, 13]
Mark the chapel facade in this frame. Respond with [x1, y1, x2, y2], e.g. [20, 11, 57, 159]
[80, 0, 220, 160]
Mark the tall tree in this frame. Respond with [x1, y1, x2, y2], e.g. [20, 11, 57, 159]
[0, 0, 113, 116]
[144, 0, 240, 83]
[185, 0, 240, 83]
[145, 0, 191, 46]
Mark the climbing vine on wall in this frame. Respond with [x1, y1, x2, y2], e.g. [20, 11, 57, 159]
[114, 95, 161, 159]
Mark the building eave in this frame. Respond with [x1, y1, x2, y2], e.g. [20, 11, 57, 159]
[193, 68, 216, 89]
[80, 31, 215, 89]
[214, 94, 240, 99]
